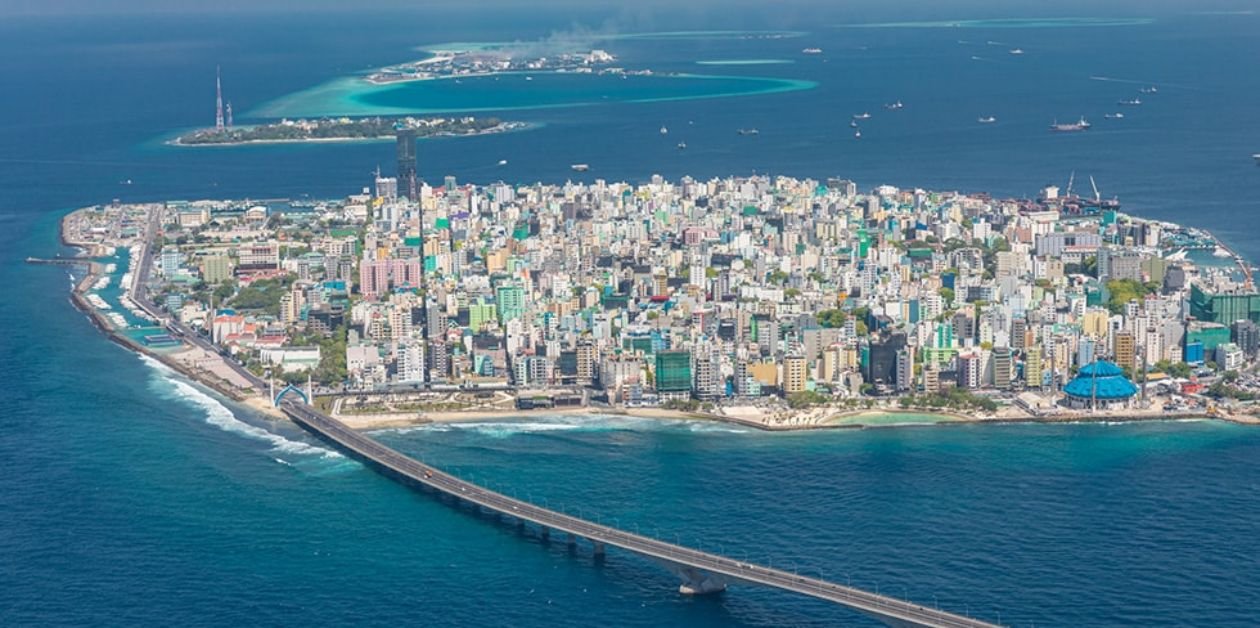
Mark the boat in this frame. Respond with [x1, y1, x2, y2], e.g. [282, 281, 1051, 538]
[802, 47, 823, 55]
[1050, 116, 1092, 132]
[1140, 86, 1158, 94]
[854, 129, 862, 139]
[978, 116, 997, 124]
[849, 119, 858, 128]
[1104, 112, 1125, 119]
[883, 100, 904, 110]
[852, 112, 871, 120]
[659, 126, 668, 135]
[676, 142, 687, 150]
[1118, 97, 1142, 106]
[525, 76, 533, 81]
[497, 159, 508, 166]
[737, 128, 759, 136]
[570, 164, 589, 172]
[1009, 48, 1025, 55]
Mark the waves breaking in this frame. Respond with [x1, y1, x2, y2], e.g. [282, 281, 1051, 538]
[138, 354, 342, 460]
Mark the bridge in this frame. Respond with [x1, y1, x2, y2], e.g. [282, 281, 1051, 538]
[281, 401, 1003, 628]
[126, 205, 1002, 626]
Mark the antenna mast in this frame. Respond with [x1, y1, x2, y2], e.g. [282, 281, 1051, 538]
[215, 66, 225, 130]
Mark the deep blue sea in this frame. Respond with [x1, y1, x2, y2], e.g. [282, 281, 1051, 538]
[3, 6, 1260, 626]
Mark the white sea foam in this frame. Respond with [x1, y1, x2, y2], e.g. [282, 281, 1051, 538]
[139, 354, 341, 459]
[382, 414, 750, 437]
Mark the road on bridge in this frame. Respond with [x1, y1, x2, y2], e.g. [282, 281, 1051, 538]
[282, 402, 1003, 628]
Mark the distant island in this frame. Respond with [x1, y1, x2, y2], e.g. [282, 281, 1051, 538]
[367, 47, 623, 84]
[173, 115, 527, 146]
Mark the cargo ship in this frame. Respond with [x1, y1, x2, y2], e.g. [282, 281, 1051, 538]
[1050, 117, 1091, 132]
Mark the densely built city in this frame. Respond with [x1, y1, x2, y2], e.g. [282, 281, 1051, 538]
[62, 134, 1260, 429]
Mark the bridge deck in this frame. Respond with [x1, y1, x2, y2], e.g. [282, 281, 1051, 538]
[282, 402, 1002, 628]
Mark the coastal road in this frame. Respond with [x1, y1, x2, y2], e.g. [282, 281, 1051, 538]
[131, 205, 266, 395]
[282, 401, 1004, 628]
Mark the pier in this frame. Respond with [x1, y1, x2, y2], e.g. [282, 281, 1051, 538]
[26, 256, 92, 267]
[280, 400, 1003, 628]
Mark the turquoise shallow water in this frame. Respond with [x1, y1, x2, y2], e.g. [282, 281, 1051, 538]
[254, 72, 816, 118]
[4, 7, 1260, 627]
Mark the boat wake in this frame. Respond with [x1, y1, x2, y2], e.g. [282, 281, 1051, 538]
[139, 354, 342, 460]
[1088, 75, 1199, 90]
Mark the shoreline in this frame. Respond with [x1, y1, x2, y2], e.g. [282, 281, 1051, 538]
[50, 203, 1259, 437]
[166, 121, 532, 148]
[56, 208, 282, 419]
[335, 402, 1254, 433]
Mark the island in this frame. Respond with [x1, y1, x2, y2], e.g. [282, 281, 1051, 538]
[172, 115, 527, 146]
[367, 47, 624, 84]
[41, 169, 1260, 432]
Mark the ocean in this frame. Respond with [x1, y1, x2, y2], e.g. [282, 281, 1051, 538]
[2, 6, 1260, 626]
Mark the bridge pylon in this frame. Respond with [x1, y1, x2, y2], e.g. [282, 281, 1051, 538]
[665, 563, 728, 595]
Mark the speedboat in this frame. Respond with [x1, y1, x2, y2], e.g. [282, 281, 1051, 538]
[853, 112, 871, 120]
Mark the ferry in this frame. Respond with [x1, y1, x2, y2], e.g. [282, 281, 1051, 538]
[1104, 112, 1125, 119]
[570, 164, 589, 172]
[852, 112, 871, 120]
[978, 116, 997, 124]
[802, 47, 822, 55]
[883, 100, 904, 110]
[1118, 97, 1142, 106]
[737, 128, 759, 136]
[1050, 117, 1092, 132]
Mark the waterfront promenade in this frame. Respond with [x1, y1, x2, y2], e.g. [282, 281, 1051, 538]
[281, 400, 1002, 628]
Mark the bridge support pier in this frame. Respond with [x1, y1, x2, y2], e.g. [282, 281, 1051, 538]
[540, 527, 550, 541]
[673, 566, 728, 596]
[592, 541, 605, 558]
[567, 533, 577, 547]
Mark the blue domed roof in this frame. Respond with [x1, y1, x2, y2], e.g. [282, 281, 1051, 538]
[1077, 360, 1125, 378]
[1064, 360, 1139, 400]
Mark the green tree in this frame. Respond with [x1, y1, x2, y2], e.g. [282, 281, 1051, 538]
[817, 309, 848, 328]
